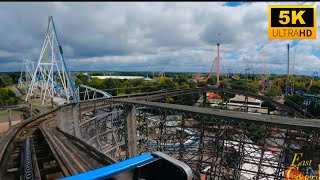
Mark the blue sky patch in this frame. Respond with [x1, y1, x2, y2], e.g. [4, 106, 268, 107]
[312, 48, 320, 58]
[291, 40, 300, 48]
[224, 2, 251, 7]
[226, 53, 240, 60]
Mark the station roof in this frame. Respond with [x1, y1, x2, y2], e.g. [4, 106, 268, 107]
[229, 95, 262, 103]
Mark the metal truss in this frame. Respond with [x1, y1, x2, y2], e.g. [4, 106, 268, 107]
[77, 84, 112, 101]
[25, 16, 78, 105]
[18, 58, 35, 89]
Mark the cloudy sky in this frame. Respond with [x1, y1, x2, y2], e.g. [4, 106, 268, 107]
[0, 2, 319, 75]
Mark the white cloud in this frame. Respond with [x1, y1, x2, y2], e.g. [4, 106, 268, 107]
[0, 2, 318, 75]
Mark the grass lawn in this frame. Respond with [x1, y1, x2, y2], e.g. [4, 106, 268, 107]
[3, 85, 14, 90]
[0, 110, 23, 116]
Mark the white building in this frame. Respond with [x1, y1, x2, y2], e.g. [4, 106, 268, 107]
[91, 75, 145, 80]
[91, 75, 154, 82]
[227, 95, 268, 114]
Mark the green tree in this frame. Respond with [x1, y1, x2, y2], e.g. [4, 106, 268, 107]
[0, 88, 17, 106]
[264, 86, 282, 98]
[174, 74, 189, 86]
[309, 85, 320, 94]
[206, 75, 217, 85]
[89, 78, 103, 88]
[90, 72, 104, 76]
[75, 78, 83, 85]
[229, 80, 259, 93]
[0, 75, 13, 87]
[76, 74, 89, 84]
[154, 77, 178, 89]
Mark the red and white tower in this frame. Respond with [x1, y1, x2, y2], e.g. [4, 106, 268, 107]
[216, 33, 222, 86]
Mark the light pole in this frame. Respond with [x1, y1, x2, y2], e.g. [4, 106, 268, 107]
[286, 44, 290, 96]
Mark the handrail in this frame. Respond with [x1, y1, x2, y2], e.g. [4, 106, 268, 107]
[59, 154, 155, 180]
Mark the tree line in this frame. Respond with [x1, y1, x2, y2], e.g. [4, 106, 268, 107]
[0, 88, 18, 106]
[75, 73, 199, 105]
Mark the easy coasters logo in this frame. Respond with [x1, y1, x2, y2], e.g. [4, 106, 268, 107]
[268, 5, 317, 39]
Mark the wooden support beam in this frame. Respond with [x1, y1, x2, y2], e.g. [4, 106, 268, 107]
[124, 105, 137, 158]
